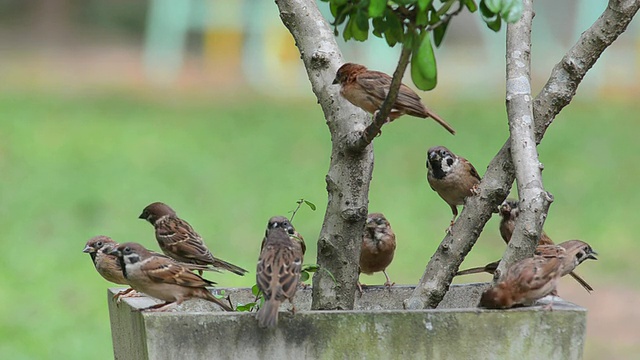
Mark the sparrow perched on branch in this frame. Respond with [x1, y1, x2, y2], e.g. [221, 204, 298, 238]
[358, 213, 396, 293]
[479, 254, 565, 310]
[139, 202, 247, 276]
[332, 63, 456, 135]
[497, 199, 593, 292]
[109, 242, 233, 312]
[83, 235, 137, 301]
[426, 146, 481, 230]
[256, 216, 304, 328]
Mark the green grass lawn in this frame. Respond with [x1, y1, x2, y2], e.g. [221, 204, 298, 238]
[0, 90, 637, 359]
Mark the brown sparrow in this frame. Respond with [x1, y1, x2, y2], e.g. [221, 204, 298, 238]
[479, 254, 565, 309]
[332, 63, 456, 134]
[83, 235, 137, 301]
[426, 146, 481, 229]
[256, 216, 304, 328]
[498, 199, 593, 292]
[109, 242, 233, 312]
[139, 202, 247, 276]
[260, 215, 305, 255]
[535, 240, 597, 278]
[358, 213, 396, 293]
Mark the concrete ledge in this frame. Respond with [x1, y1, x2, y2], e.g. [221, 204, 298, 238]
[108, 284, 586, 360]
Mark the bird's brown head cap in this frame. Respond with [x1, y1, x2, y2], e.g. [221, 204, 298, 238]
[138, 202, 177, 224]
[332, 63, 367, 85]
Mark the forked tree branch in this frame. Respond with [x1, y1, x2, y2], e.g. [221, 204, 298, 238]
[495, 0, 552, 278]
[404, 0, 640, 309]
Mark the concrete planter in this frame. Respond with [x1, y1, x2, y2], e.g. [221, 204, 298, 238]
[108, 284, 586, 360]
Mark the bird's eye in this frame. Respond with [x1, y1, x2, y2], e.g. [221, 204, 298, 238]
[124, 247, 131, 254]
[96, 241, 103, 247]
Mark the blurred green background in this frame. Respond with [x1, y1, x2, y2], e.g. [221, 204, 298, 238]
[0, 1, 638, 359]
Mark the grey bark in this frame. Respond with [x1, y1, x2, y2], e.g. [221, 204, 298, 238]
[275, 0, 372, 310]
[404, 0, 640, 309]
[495, 0, 553, 278]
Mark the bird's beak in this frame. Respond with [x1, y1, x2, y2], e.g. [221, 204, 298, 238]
[138, 213, 145, 220]
[332, 77, 339, 85]
[285, 225, 295, 234]
[82, 245, 93, 253]
[587, 250, 598, 261]
[108, 249, 121, 256]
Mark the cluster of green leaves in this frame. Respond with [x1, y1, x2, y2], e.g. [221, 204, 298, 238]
[321, 0, 523, 90]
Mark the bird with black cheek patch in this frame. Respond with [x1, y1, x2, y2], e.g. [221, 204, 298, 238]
[109, 242, 233, 312]
[332, 63, 456, 134]
[83, 235, 137, 301]
[139, 202, 247, 276]
[256, 216, 304, 329]
[426, 146, 481, 231]
[358, 213, 396, 294]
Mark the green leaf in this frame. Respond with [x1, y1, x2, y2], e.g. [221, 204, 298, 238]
[303, 200, 316, 211]
[433, 18, 449, 47]
[368, 0, 386, 18]
[411, 31, 438, 90]
[251, 284, 260, 297]
[463, 0, 478, 12]
[302, 264, 320, 272]
[235, 302, 256, 312]
[372, 16, 387, 37]
[417, 0, 432, 11]
[416, 8, 428, 27]
[343, 17, 354, 41]
[501, 0, 523, 23]
[352, 10, 370, 41]
[484, 0, 501, 13]
[383, 10, 403, 47]
[479, 0, 495, 17]
[485, 15, 501, 31]
[300, 271, 310, 282]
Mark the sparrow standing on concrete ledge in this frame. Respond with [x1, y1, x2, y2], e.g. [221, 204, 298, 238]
[358, 213, 396, 293]
[139, 202, 247, 276]
[497, 200, 594, 292]
[109, 242, 233, 312]
[83, 235, 137, 301]
[479, 253, 565, 310]
[426, 146, 481, 230]
[256, 217, 304, 328]
[332, 63, 456, 134]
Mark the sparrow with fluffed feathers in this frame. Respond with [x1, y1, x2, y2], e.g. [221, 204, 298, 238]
[479, 254, 565, 310]
[139, 202, 247, 276]
[109, 242, 233, 312]
[358, 213, 396, 293]
[256, 216, 304, 329]
[426, 146, 481, 230]
[83, 235, 137, 301]
[332, 63, 456, 135]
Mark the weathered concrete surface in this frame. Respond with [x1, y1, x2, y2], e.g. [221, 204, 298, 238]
[108, 284, 586, 360]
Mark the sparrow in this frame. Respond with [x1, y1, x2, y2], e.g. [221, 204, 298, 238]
[497, 199, 593, 292]
[109, 242, 233, 312]
[479, 254, 565, 310]
[83, 235, 136, 301]
[256, 216, 304, 328]
[426, 146, 481, 229]
[358, 213, 396, 293]
[260, 216, 305, 256]
[139, 202, 247, 276]
[535, 240, 598, 278]
[332, 63, 456, 135]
